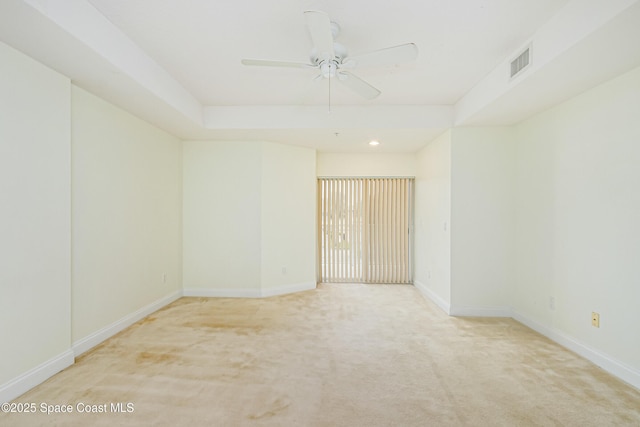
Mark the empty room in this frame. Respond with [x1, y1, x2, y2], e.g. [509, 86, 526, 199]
[1, 0, 640, 425]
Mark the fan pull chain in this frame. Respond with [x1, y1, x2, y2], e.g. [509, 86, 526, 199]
[328, 71, 331, 113]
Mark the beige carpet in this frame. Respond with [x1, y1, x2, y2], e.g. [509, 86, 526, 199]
[2, 283, 640, 426]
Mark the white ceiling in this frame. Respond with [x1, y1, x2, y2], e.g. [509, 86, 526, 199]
[2, 0, 640, 152]
[87, 0, 566, 106]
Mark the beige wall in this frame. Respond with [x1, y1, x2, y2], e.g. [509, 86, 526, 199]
[0, 42, 72, 399]
[414, 131, 452, 310]
[449, 127, 515, 315]
[514, 65, 640, 375]
[317, 152, 416, 177]
[71, 86, 183, 343]
[261, 143, 317, 291]
[182, 141, 263, 292]
[182, 141, 317, 296]
[1, 42, 183, 402]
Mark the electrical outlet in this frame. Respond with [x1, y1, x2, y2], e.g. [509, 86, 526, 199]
[591, 312, 600, 328]
[549, 297, 555, 311]
[282, 267, 287, 275]
[162, 273, 167, 283]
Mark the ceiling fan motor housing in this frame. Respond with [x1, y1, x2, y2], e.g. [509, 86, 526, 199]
[320, 61, 338, 78]
[310, 42, 348, 65]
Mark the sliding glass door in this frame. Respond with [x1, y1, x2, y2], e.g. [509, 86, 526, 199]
[318, 177, 413, 284]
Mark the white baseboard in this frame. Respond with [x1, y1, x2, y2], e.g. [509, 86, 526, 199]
[261, 281, 316, 297]
[0, 350, 74, 403]
[182, 288, 262, 298]
[183, 282, 316, 298]
[449, 305, 512, 317]
[512, 310, 640, 391]
[72, 290, 181, 357]
[413, 280, 451, 314]
[411, 284, 640, 390]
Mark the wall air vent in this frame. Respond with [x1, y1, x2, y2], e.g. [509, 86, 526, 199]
[510, 46, 531, 78]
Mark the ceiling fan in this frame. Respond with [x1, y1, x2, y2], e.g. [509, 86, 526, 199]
[241, 10, 418, 100]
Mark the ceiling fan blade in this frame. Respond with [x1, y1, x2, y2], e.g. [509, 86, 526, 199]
[304, 10, 335, 62]
[343, 43, 418, 68]
[338, 71, 381, 100]
[241, 59, 313, 69]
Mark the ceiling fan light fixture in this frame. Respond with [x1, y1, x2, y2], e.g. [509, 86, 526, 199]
[369, 140, 380, 146]
[320, 61, 337, 78]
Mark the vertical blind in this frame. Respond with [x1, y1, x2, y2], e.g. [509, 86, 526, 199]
[318, 177, 413, 284]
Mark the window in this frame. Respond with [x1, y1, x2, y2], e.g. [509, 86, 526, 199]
[318, 177, 413, 284]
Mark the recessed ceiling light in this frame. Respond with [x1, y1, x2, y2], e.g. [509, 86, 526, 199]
[369, 140, 380, 146]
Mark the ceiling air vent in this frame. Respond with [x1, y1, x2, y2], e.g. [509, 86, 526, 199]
[510, 46, 531, 78]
